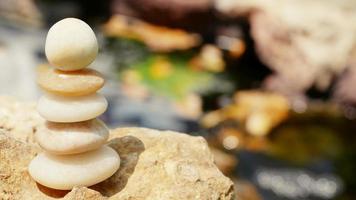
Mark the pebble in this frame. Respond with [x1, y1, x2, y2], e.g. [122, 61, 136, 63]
[29, 146, 120, 190]
[45, 18, 98, 71]
[37, 93, 107, 122]
[36, 119, 109, 155]
[37, 65, 105, 96]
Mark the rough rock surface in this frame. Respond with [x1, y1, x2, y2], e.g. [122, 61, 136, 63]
[215, 0, 356, 97]
[0, 96, 43, 144]
[0, 97, 234, 200]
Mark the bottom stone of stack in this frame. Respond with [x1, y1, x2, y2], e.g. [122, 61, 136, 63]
[28, 145, 120, 190]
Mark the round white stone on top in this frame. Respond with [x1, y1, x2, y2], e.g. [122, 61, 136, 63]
[45, 18, 98, 71]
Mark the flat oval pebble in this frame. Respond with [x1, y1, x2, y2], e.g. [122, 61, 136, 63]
[45, 18, 98, 71]
[36, 119, 109, 155]
[37, 65, 104, 96]
[37, 93, 107, 122]
[29, 146, 120, 190]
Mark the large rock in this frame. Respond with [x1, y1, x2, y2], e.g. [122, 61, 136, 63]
[215, 0, 356, 98]
[0, 97, 234, 200]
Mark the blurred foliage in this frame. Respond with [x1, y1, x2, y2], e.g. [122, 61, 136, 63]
[130, 54, 212, 99]
[106, 37, 149, 68]
[107, 37, 231, 100]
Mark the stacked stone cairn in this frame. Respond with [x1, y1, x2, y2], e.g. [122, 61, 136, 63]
[29, 18, 120, 190]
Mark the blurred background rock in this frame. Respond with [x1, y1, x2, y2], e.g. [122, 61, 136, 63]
[0, 0, 355, 199]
